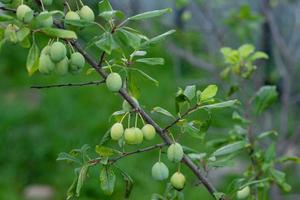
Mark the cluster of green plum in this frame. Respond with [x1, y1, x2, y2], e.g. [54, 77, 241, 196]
[3, 0, 95, 27]
[152, 143, 186, 190]
[39, 41, 85, 75]
[110, 120, 156, 145]
[64, 4, 95, 23]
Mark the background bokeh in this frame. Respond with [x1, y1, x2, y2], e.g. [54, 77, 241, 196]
[1, 0, 300, 199]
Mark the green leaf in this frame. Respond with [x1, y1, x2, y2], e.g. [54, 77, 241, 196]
[95, 32, 115, 54]
[118, 168, 134, 199]
[67, 170, 79, 200]
[277, 156, 300, 164]
[100, 166, 116, 195]
[200, 85, 218, 101]
[136, 58, 164, 65]
[129, 68, 159, 85]
[0, 14, 14, 21]
[151, 107, 175, 119]
[202, 100, 237, 109]
[99, 10, 125, 21]
[182, 121, 203, 139]
[253, 86, 278, 114]
[64, 19, 95, 27]
[117, 29, 141, 49]
[250, 51, 268, 61]
[212, 141, 247, 157]
[76, 165, 89, 197]
[40, 28, 77, 39]
[56, 152, 81, 164]
[238, 44, 254, 58]
[129, 8, 172, 21]
[17, 27, 30, 41]
[26, 40, 39, 76]
[99, 0, 113, 13]
[257, 130, 278, 140]
[183, 85, 196, 101]
[95, 145, 115, 157]
[141, 30, 176, 47]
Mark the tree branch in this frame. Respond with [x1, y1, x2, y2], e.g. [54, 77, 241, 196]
[89, 143, 166, 166]
[30, 80, 105, 89]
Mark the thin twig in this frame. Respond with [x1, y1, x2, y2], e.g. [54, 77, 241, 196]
[163, 104, 199, 131]
[30, 80, 105, 89]
[88, 143, 166, 166]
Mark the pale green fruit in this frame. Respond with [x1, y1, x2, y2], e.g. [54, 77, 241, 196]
[38, 54, 55, 74]
[167, 143, 184, 163]
[16, 4, 33, 23]
[50, 42, 67, 63]
[237, 186, 250, 199]
[42, 0, 53, 6]
[4, 24, 19, 43]
[41, 45, 51, 55]
[79, 5, 95, 22]
[38, 11, 53, 27]
[106, 72, 122, 92]
[134, 127, 143, 144]
[142, 124, 156, 140]
[69, 52, 85, 71]
[55, 57, 69, 75]
[65, 11, 81, 21]
[170, 172, 186, 190]
[122, 97, 138, 112]
[151, 162, 169, 181]
[124, 128, 136, 145]
[110, 123, 124, 140]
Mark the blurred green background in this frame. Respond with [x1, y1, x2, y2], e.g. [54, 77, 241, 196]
[1, 0, 300, 199]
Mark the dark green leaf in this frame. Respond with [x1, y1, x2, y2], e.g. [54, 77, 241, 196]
[40, 28, 77, 39]
[99, 0, 113, 13]
[129, 68, 158, 85]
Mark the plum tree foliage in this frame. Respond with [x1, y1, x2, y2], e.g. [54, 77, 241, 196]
[0, 0, 298, 199]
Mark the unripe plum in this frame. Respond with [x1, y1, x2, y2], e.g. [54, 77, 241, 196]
[106, 72, 122, 92]
[142, 124, 156, 140]
[167, 143, 184, 163]
[170, 172, 186, 190]
[70, 52, 85, 70]
[79, 5, 95, 22]
[65, 11, 81, 21]
[38, 54, 55, 74]
[16, 4, 33, 23]
[50, 41, 67, 63]
[124, 128, 136, 145]
[151, 162, 169, 181]
[237, 186, 250, 199]
[55, 57, 69, 75]
[110, 123, 124, 140]
[134, 127, 143, 144]
[38, 11, 53, 27]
